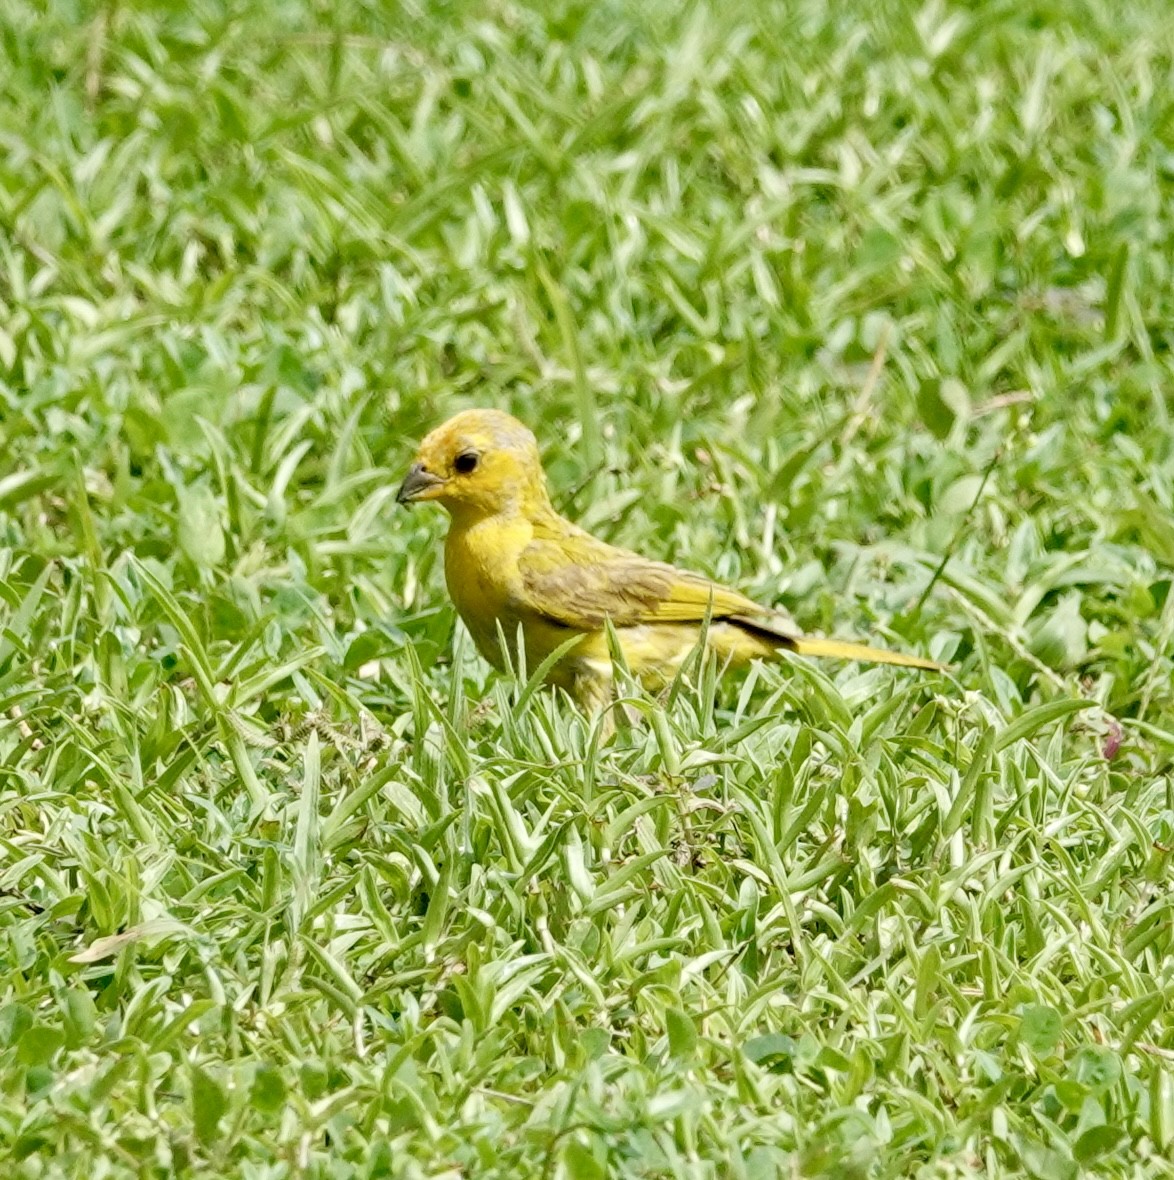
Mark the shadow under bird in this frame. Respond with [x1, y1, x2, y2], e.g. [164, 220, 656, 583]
[397, 409, 943, 711]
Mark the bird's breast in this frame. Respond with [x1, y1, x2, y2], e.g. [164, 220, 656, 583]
[444, 516, 533, 669]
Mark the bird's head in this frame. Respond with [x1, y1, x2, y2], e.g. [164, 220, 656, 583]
[397, 408, 551, 521]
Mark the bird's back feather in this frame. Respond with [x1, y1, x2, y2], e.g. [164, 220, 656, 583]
[518, 524, 772, 631]
[513, 525, 942, 676]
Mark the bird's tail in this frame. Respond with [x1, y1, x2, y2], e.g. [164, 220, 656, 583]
[783, 634, 944, 671]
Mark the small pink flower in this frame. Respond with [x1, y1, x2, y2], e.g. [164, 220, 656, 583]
[1102, 720, 1123, 761]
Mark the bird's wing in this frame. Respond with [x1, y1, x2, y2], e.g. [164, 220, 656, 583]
[516, 525, 780, 631]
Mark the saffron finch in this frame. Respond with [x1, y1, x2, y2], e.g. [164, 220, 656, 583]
[398, 409, 942, 710]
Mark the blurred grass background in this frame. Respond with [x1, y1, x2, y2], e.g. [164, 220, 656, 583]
[2, 0, 1174, 1176]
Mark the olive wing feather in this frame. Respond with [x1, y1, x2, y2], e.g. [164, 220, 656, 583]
[515, 528, 777, 631]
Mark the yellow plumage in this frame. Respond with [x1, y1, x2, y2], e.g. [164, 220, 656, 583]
[397, 409, 943, 710]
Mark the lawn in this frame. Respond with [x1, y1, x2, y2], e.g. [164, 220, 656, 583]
[2, 0, 1174, 1176]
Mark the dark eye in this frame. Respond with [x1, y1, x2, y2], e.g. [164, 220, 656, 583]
[453, 451, 479, 474]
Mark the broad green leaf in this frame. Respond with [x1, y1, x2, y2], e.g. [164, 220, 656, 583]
[563, 1140, 605, 1180]
[250, 1064, 287, 1114]
[666, 1008, 697, 1059]
[177, 480, 226, 568]
[918, 376, 970, 439]
[744, 1034, 797, 1068]
[996, 700, 1095, 751]
[191, 1066, 227, 1144]
[1020, 1005, 1063, 1056]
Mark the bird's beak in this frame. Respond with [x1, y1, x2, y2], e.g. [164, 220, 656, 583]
[396, 462, 445, 504]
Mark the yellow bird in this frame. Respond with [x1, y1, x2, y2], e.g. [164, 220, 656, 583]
[397, 409, 943, 711]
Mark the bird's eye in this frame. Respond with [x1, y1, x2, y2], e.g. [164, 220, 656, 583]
[453, 451, 479, 475]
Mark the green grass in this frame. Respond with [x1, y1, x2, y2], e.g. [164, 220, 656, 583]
[3, 0, 1174, 1175]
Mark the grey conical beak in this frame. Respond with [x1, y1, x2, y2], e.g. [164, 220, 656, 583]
[396, 463, 445, 504]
